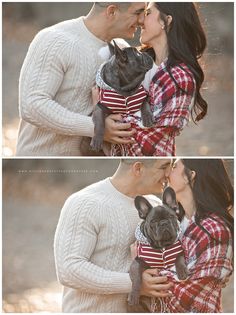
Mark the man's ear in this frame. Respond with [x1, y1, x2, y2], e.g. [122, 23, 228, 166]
[132, 162, 143, 177]
[134, 196, 153, 219]
[106, 4, 118, 18]
[162, 187, 178, 210]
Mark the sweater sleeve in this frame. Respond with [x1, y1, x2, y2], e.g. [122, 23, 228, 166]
[54, 194, 132, 294]
[19, 30, 94, 137]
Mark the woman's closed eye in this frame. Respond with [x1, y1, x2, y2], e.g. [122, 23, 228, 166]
[145, 9, 151, 16]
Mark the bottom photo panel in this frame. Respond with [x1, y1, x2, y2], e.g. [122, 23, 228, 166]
[2, 158, 234, 313]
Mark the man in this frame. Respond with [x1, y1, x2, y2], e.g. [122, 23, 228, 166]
[54, 159, 173, 312]
[16, 3, 145, 156]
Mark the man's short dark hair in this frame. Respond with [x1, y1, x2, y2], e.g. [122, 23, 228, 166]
[120, 159, 158, 167]
[94, 2, 132, 11]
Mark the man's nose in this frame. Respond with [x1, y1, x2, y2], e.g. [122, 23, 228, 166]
[138, 12, 145, 26]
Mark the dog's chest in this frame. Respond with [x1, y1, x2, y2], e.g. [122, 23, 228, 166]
[99, 86, 147, 114]
[137, 240, 183, 269]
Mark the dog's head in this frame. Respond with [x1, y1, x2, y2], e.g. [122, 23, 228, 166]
[102, 41, 153, 95]
[135, 187, 180, 249]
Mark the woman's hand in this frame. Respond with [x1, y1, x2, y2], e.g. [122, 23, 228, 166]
[140, 269, 173, 298]
[104, 114, 136, 144]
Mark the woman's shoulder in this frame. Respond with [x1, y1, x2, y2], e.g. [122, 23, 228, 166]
[200, 214, 232, 241]
[152, 62, 195, 92]
[169, 63, 194, 82]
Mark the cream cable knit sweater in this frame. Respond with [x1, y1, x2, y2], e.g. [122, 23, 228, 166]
[54, 178, 160, 312]
[16, 17, 106, 156]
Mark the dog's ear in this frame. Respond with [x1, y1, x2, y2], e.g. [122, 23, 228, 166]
[162, 187, 178, 210]
[134, 196, 153, 219]
[107, 41, 115, 56]
[113, 40, 126, 62]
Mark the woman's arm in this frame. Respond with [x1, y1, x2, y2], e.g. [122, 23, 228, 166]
[165, 219, 233, 312]
[135, 67, 195, 152]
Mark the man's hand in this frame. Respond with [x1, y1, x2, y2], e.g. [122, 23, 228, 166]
[140, 269, 173, 298]
[104, 114, 136, 144]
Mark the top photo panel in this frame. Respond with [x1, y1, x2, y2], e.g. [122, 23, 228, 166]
[2, 2, 234, 157]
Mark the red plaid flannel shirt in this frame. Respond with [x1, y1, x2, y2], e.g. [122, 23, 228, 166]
[161, 214, 233, 313]
[111, 62, 195, 156]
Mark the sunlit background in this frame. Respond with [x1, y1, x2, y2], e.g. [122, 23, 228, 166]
[2, 159, 234, 312]
[2, 2, 234, 156]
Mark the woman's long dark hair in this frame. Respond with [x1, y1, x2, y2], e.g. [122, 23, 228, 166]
[180, 159, 234, 245]
[142, 3, 208, 123]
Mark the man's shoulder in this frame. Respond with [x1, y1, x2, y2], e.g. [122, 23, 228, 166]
[34, 17, 83, 45]
[68, 178, 109, 201]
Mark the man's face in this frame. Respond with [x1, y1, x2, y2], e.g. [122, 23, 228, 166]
[139, 159, 171, 195]
[113, 3, 146, 39]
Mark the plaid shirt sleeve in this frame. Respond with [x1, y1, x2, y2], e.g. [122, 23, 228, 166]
[151, 65, 195, 131]
[165, 217, 233, 313]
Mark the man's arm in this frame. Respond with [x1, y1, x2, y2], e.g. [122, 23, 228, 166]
[54, 194, 132, 294]
[19, 30, 94, 137]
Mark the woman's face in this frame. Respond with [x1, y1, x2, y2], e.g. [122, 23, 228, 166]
[140, 2, 166, 45]
[167, 159, 190, 195]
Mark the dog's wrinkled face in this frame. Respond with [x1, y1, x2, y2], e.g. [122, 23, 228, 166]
[103, 41, 153, 91]
[143, 205, 179, 248]
[135, 187, 180, 249]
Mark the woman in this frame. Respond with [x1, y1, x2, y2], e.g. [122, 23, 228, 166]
[128, 2, 208, 156]
[164, 159, 233, 312]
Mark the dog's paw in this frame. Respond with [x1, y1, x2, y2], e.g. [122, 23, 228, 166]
[142, 113, 154, 128]
[128, 292, 140, 306]
[176, 265, 189, 280]
[90, 137, 103, 151]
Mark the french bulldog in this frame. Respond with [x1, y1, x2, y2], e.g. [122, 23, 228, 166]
[128, 187, 189, 312]
[90, 41, 154, 152]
